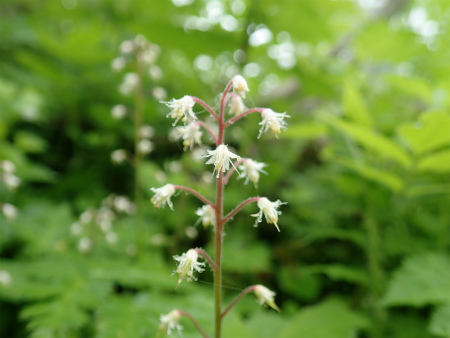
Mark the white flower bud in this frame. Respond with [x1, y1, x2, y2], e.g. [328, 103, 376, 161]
[162, 96, 196, 126]
[159, 310, 183, 336]
[195, 204, 216, 227]
[111, 149, 127, 164]
[202, 144, 241, 178]
[254, 285, 280, 311]
[252, 197, 287, 232]
[258, 109, 290, 138]
[232, 75, 250, 98]
[111, 104, 127, 119]
[150, 184, 176, 210]
[172, 249, 205, 287]
[238, 159, 267, 186]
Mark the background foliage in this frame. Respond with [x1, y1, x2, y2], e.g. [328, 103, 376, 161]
[1, 0, 449, 337]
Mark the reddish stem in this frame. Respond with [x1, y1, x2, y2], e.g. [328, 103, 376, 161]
[222, 197, 260, 225]
[192, 97, 219, 121]
[196, 120, 218, 144]
[195, 248, 218, 271]
[223, 159, 244, 185]
[178, 310, 210, 338]
[221, 286, 256, 319]
[173, 185, 215, 208]
[224, 107, 265, 127]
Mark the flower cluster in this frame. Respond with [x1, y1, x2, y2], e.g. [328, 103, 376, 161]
[154, 75, 287, 335]
[70, 194, 135, 253]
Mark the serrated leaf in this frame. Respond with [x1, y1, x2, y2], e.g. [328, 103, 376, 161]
[279, 298, 368, 338]
[429, 304, 450, 337]
[382, 253, 450, 307]
[327, 118, 412, 168]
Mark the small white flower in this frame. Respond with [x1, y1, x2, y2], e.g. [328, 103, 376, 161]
[232, 75, 250, 98]
[162, 96, 196, 126]
[111, 149, 127, 164]
[78, 237, 92, 253]
[0, 270, 12, 288]
[173, 249, 205, 287]
[111, 104, 127, 119]
[229, 95, 245, 115]
[253, 285, 280, 312]
[105, 231, 118, 244]
[120, 40, 134, 54]
[202, 144, 241, 178]
[252, 197, 287, 232]
[152, 86, 167, 100]
[137, 139, 154, 155]
[159, 310, 183, 336]
[2, 203, 18, 221]
[238, 159, 268, 186]
[195, 204, 215, 228]
[114, 196, 135, 214]
[150, 184, 176, 210]
[1, 160, 15, 173]
[70, 222, 83, 235]
[138, 125, 155, 139]
[258, 109, 290, 138]
[80, 209, 94, 224]
[111, 57, 126, 72]
[3, 173, 21, 190]
[119, 72, 139, 95]
[173, 123, 203, 150]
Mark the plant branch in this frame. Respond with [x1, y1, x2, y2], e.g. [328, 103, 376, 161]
[223, 197, 260, 225]
[196, 120, 218, 144]
[173, 185, 215, 207]
[224, 107, 265, 127]
[221, 286, 256, 319]
[192, 97, 219, 121]
[178, 310, 210, 338]
[195, 248, 218, 271]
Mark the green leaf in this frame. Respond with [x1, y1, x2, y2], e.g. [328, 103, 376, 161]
[281, 122, 328, 140]
[429, 304, 450, 337]
[326, 118, 412, 168]
[14, 131, 48, 153]
[342, 83, 372, 127]
[334, 158, 404, 191]
[279, 297, 368, 338]
[302, 264, 370, 286]
[397, 111, 450, 155]
[382, 253, 450, 307]
[417, 149, 450, 173]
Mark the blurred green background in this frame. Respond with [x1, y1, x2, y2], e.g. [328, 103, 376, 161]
[1, 0, 450, 337]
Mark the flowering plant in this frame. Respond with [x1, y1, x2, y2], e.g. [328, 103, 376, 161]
[153, 76, 289, 337]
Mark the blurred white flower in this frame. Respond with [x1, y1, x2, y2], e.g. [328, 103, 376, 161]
[78, 237, 92, 253]
[137, 139, 154, 155]
[150, 184, 176, 210]
[2, 203, 18, 221]
[111, 104, 127, 119]
[0, 270, 12, 288]
[70, 221, 83, 235]
[114, 196, 135, 214]
[111, 57, 126, 72]
[252, 197, 287, 232]
[174, 122, 203, 150]
[232, 75, 250, 98]
[254, 285, 280, 311]
[3, 173, 20, 191]
[111, 149, 127, 164]
[229, 95, 245, 115]
[152, 86, 167, 100]
[119, 72, 139, 95]
[173, 249, 205, 287]
[159, 310, 183, 336]
[185, 226, 198, 239]
[149, 66, 163, 80]
[258, 109, 290, 138]
[162, 96, 196, 126]
[1, 160, 15, 173]
[238, 159, 268, 186]
[195, 204, 215, 228]
[138, 125, 155, 139]
[120, 40, 134, 54]
[80, 209, 94, 224]
[105, 231, 118, 244]
[202, 144, 241, 178]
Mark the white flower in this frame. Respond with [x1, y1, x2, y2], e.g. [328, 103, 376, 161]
[159, 310, 183, 336]
[173, 249, 205, 287]
[162, 96, 196, 126]
[229, 95, 245, 115]
[2, 203, 18, 221]
[202, 144, 241, 178]
[111, 104, 127, 119]
[0, 270, 12, 288]
[111, 57, 126, 72]
[258, 109, 290, 138]
[150, 184, 176, 210]
[173, 122, 203, 150]
[114, 196, 135, 214]
[232, 75, 250, 98]
[70, 222, 83, 235]
[238, 159, 268, 186]
[3, 173, 20, 191]
[252, 197, 287, 232]
[138, 125, 155, 139]
[111, 149, 127, 164]
[195, 204, 215, 228]
[254, 285, 280, 312]
[137, 139, 154, 155]
[120, 40, 134, 54]
[1, 160, 15, 173]
[119, 72, 139, 95]
[78, 237, 92, 253]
